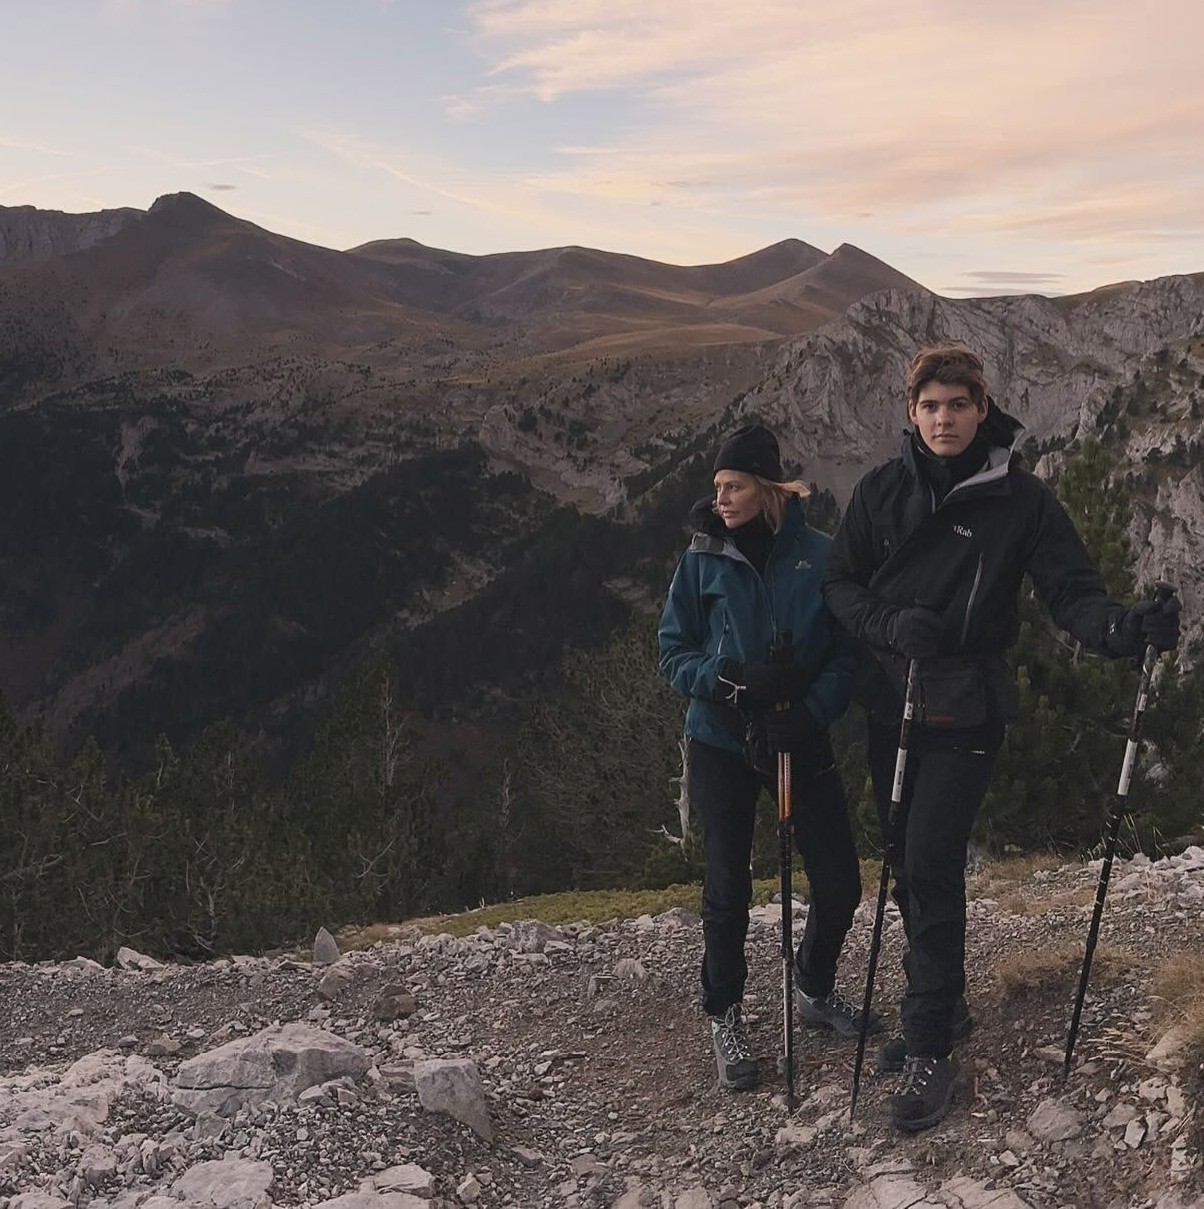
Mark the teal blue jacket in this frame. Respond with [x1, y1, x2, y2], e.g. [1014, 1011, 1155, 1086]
[658, 497, 856, 755]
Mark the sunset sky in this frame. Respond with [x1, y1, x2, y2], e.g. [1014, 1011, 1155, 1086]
[4, 0, 1203, 296]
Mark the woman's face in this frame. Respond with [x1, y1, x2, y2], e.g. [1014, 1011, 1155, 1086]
[713, 470, 762, 529]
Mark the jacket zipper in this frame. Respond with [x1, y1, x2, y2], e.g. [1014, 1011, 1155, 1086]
[960, 553, 984, 649]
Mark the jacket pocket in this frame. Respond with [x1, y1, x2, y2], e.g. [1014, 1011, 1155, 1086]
[917, 658, 988, 728]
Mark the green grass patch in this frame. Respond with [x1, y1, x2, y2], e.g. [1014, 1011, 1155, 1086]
[335, 857, 881, 954]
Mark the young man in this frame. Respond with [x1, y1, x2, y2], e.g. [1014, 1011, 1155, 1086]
[823, 346, 1180, 1133]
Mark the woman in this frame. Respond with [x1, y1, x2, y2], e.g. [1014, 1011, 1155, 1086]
[658, 422, 875, 1091]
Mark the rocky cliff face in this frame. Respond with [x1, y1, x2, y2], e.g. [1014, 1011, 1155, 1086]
[0, 203, 143, 264]
[718, 276, 1204, 644]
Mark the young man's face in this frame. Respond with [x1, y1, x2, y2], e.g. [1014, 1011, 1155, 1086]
[908, 381, 988, 457]
[713, 470, 762, 528]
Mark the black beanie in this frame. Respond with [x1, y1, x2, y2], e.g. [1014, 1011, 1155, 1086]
[713, 424, 783, 481]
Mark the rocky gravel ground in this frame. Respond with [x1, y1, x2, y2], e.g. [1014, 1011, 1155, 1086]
[3, 849, 1204, 1209]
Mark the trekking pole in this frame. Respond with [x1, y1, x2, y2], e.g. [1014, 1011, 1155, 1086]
[778, 739, 797, 1111]
[1063, 583, 1176, 1079]
[851, 658, 918, 1119]
[770, 632, 798, 1112]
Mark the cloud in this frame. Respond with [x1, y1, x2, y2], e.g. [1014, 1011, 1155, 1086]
[127, 146, 281, 174]
[0, 167, 118, 202]
[207, 183, 236, 191]
[964, 272, 1067, 284]
[459, 0, 1204, 252]
[941, 270, 1069, 296]
[105, 0, 232, 17]
[298, 123, 750, 262]
[0, 136, 71, 157]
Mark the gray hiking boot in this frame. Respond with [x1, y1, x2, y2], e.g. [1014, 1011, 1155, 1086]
[796, 989, 882, 1039]
[877, 995, 973, 1075]
[709, 1003, 758, 1090]
[890, 1053, 961, 1132]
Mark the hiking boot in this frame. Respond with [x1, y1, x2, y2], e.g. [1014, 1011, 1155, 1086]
[890, 1054, 961, 1132]
[796, 989, 882, 1039]
[709, 1003, 758, 1090]
[877, 995, 973, 1075]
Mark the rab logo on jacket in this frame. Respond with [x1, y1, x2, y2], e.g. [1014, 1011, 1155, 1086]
[953, 524, 973, 539]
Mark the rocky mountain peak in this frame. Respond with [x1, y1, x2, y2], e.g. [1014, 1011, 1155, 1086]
[0, 201, 143, 265]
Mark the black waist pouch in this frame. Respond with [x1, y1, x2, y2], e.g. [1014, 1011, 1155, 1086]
[862, 652, 1018, 729]
[915, 658, 988, 728]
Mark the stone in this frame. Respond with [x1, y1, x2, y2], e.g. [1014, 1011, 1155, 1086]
[1137, 1075, 1169, 1102]
[313, 1194, 429, 1209]
[79, 1143, 118, 1186]
[170, 1158, 273, 1208]
[114, 947, 164, 971]
[64, 956, 106, 974]
[1026, 1097, 1085, 1142]
[938, 1176, 1035, 1208]
[844, 1172, 943, 1209]
[1102, 1103, 1140, 1129]
[775, 1121, 818, 1150]
[172, 1023, 370, 1117]
[372, 983, 418, 1021]
[369, 1163, 437, 1196]
[673, 1189, 715, 1209]
[312, 926, 341, 965]
[10, 1195, 71, 1209]
[413, 1057, 493, 1143]
[1123, 1118, 1148, 1148]
[1146, 1026, 1190, 1067]
[317, 963, 355, 1000]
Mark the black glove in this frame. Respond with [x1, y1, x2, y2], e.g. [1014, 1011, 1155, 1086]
[719, 659, 811, 705]
[1111, 597, 1181, 657]
[763, 704, 822, 754]
[886, 606, 944, 659]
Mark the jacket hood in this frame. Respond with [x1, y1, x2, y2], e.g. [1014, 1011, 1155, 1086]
[981, 397, 1024, 449]
[688, 495, 727, 537]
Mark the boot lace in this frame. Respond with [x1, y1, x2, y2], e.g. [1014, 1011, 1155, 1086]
[898, 1054, 938, 1097]
[822, 990, 863, 1025]
[711, 1004, 753, 1063]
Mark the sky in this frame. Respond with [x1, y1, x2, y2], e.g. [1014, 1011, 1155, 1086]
[3, 0, 1204, 297]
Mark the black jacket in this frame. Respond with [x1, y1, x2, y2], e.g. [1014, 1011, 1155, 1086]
[823, 403, 1124, 724]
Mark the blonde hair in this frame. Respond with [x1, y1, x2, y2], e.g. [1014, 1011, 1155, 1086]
[713, 470, 810, 532]
[756, 475, 810, 532]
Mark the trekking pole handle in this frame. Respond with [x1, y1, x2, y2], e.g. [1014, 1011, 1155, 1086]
[1117, 582, 1176, 798]
[891, 660, 919, 807]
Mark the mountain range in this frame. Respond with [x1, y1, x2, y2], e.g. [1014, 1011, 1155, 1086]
[0, 193, 1201, 781]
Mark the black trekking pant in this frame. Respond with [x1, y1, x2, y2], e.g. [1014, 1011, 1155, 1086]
[688, 737, 861, 1018]
[866, 718, 1004, 1058]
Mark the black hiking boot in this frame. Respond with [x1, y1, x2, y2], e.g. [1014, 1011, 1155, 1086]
[890, 1054, 961, 1132]
[877, 995, 973, 1074]
[709, 1003, 758, 1090]
[796, 989, 882, 1039]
